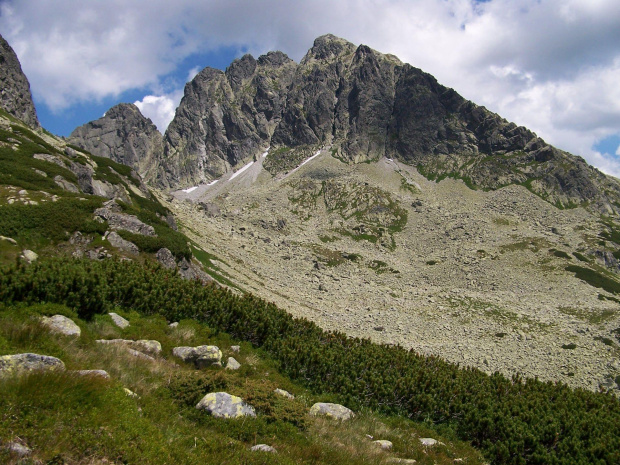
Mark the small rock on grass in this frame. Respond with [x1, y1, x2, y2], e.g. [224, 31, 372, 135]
[274, 388, 294, 399]
[41, 314, 81, 337]
[6, 441, 32, 457]
[250, 444, 277, 453]
[108, 312, 130, 329]
[230, 345, 240, 353]
[0, 353, 65, 376]
[75, 369, 110, 379]
[373, 439, 393, 450]
[309, 402, 354, 420]
[225, 357, 241, 370]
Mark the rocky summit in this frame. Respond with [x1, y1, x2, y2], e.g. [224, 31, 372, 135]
[0, 33, 39, 128]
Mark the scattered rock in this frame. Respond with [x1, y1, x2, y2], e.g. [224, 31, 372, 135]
[226, 357, 241, 370]
[124, 387, 139, 398]
[309, 402, 354, 420]
[172, 345, 222, 368]
[230, 345, 240, 353]
[106, 231, 139, 254]
[0, 353, 65, 376]
[21, 249, 38, 263]
[373, 439, 393, 450]
[177, 257, 212, 283]
[419, 438, 441, 447]
[127, 348, 156, 361]
[41, 314, 81, 337]
[75, 369, 110, 379]
[5, 441, 32, 458]
[169, 321, 179, 328]
[108, 312, 130, 329]
[196, 392, 256, 418]
[250, 444, 277, 453]
[274, 388, 295, 399]
[386, 459, 417, 464]
[96, 339, 162, 356]
[0, 235, 17, 245]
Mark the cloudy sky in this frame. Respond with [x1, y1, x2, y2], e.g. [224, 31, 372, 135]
[1, 0, 619, 176]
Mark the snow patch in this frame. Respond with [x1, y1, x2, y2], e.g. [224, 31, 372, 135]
[182, 186, 199, 193]
[261, 147, 270, 158]
[299, 150, 321, 168]
[229, 161, 254, 180]
[207, 179, 219, 187]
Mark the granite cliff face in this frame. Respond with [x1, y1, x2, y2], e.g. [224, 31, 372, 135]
[69, 103, 162, 183]
[0, 33, 39, 128]
[155, 34, 620, 212]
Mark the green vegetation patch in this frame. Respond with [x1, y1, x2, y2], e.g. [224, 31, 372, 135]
[565, 265, 620, 295]
[550, 249, 571, 259]
[263, 145, 317, 175]
[0, 198, 106, 246]
[573, 251, 590, 262]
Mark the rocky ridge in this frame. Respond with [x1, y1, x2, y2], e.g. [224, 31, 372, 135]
[0, 33, 39, 129]
[69, 103, 163, 183]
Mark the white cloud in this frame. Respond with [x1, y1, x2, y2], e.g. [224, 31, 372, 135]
[134, 93, 183, 133]
[1, 0, 620, 175]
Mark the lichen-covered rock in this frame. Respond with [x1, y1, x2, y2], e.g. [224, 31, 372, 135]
[41, 314, 81, 337]
[108, 312, 130, 329]
[309, 402, 354, 420]
[0, 353, 65, 376]
[5, 441, 32, 458]
[96, 339, 162, 356]
[196, 392, 256, 418]
[230, 345, 240, 353]
[274, 388, 294, 399]
[250, 444, 277, 453]
[419, 438, 441, 447]
[225, 357, 241, 370]
[172, 345, 222, 368]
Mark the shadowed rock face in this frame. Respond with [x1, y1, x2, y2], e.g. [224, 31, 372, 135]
[0, 33, 39, 128]
[69, 103, 163, 183]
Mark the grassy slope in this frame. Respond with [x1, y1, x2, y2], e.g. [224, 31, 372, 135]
[0, 303, 484, 465]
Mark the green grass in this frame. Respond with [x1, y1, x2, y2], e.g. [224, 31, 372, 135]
[573, 252, 590, 262]
[551, 249, 571, 259]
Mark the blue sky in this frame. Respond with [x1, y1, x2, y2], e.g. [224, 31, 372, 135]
[1, 0, 619, 176]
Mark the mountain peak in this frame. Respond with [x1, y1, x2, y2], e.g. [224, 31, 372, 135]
[301, 34, 356, 64]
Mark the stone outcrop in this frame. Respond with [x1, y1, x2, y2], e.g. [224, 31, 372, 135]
[309, 402, 354, 420]
[250, 444, 277, 453]
[196, 392, 256, 418]
[41, 314, 81, 337]
[225, 357, 241, 370]
[0, 33, 39, 128]
[0, 353, 65, 376]
[94, 204, 156, 236]
[69, 103, 162, 183]
[105, 231, 139, 254]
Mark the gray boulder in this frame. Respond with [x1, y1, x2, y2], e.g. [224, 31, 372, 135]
[373, 439, 393, 450]
[0, 33, 39, 128]
[108, 312, 130, 328]
[309, 402, 354, 420]
[5, 441, 32, 458]
[196, 392, 256, 418]
[94, 206, 156, 236]
[54, 175, 80, 193]
[41, 314, 81, 337]
[274, 388, 294, 399]
[0, 353, 65, 376]
[156, 247, 177, 269]
[21, 249, 38, 263]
